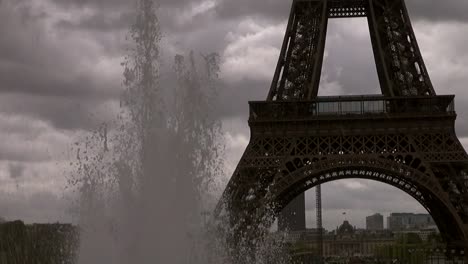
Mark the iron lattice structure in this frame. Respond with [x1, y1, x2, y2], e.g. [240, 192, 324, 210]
[316, 184, 323, 257]
[216, 0, 468, 262]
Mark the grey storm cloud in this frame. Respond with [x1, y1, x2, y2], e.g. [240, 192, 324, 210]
[8, 163, 25, 179]
[0, 93, 117, 131]
[319, 19, 381, 96]
[407, 0, 468, 22]
[0, 190, 73, 223]
[49, 0, 190, 9]
[215, 0, 290, 21]
[0, 64, 118, 100]
[214, 0, 468, 23]
[44, 0, 468, 23]
[55, 10, 135, 33]
[0, 0, 122, 131]
[47, 0, 131, 10]
[217, 79, 270, 118]
[49, 0, 212, 34]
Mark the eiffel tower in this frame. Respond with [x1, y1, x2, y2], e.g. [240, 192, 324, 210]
[216, 0, 468, 261]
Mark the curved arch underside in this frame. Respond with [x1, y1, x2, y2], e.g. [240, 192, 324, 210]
[220, 156, 468, 248]
[272, 159, 465, 242]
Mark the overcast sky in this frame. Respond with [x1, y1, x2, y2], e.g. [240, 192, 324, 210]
[0, 0, 467, 230]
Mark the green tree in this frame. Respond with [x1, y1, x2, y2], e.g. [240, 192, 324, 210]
[406, 233, 423, 244]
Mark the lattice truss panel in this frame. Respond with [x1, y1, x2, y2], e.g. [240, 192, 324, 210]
[232, 132, 468, 223]
[369, 0, 435, 96]
[218, 0, 468, 255]
[242, 133, 467, 167]
[268, 0, 436, 100]
[328, 0, 366, 18]
[431, 163, 468, 222]
[268, 0, 326, 100]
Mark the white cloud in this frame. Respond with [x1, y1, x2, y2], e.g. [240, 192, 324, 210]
[223, 130, 248, 176]
[221, 20, 285, 82]
[340, 180, 368, 190]
[415, 21, 468, 93]
[460, 137, 468, 151]
[177, 0, 217, 24]
[0, 113, 80, 162]
[0, 161, 69, 193]
[412, 21, 468, 136]
[318, 74, 344, 96]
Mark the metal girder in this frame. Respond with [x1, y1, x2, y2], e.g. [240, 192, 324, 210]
[367, 0, 436, 96]
[216, 98, 468, 261]
[218, 114, 468, 250]
[329, 0, 367, 18]
[217, 0, 467, 262]
[268, 0, 435, 100]
[268, 0, 328, 100]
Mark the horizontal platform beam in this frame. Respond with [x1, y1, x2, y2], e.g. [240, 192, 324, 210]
[250, 95, 455, 121]
[295, 0, 368, 18]
[328, 2, 367, 18]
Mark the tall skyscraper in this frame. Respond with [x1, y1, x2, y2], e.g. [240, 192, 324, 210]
[278, 193, 306, 231]
[366, 213, 384, 230]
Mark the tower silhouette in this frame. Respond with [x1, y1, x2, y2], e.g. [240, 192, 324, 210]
[217, 0, 468, 261]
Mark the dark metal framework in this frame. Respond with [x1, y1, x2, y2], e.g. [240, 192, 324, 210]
[217, 0, 468, 262]
[268, 0, 434, 100]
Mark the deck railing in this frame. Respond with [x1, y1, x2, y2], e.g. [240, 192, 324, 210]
[249, 95, 455, 122]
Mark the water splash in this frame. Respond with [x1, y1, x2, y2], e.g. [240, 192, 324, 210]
[68, 0, 225, 263]
[67, 0, 296, 263]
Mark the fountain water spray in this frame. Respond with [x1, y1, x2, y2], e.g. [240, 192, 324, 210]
[69, 0, 226, 263]
[68, 0, 295, 263]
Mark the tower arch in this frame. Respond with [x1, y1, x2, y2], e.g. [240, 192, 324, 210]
[267, 157, 466, 243]
[216, 0, 468, 262]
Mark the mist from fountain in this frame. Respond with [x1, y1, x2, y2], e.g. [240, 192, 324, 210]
[68, 0, 226, 263]
[68, 0, 291, 263]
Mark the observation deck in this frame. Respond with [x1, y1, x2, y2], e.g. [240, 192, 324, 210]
[249, 95, 455, 123]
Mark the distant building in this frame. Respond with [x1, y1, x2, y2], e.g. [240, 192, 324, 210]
[366, 213, 384, 230]
[419, 226, 439, 241]
[394, 226, 439, 242]
[286, 220, 394, 258]
[387, 213, 435, 231]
